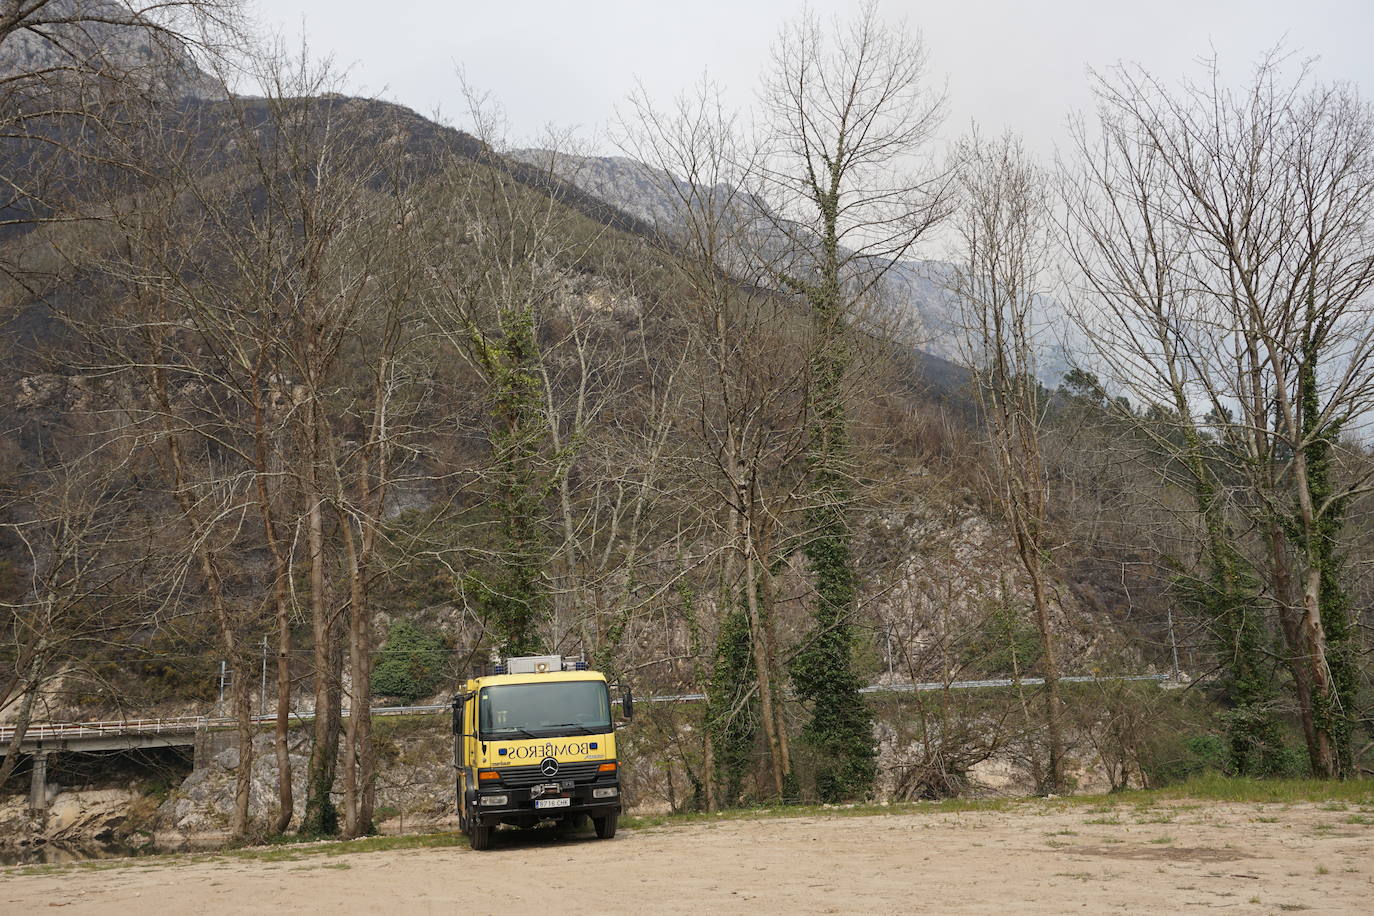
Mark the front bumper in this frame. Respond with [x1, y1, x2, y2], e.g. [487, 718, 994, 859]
[471, 784, 621, 823]
[466, 762, 622, 824]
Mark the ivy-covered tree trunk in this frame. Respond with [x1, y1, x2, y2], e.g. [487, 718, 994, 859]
[789, 201, 875, 802]
[1185, 457, 1285, 777]
[1313, 531, 1355, 777]
[707, 602, 758, 807]
[790, 506, 875, 802]
[301, 624, 344, 836]
[481, 307, 551, 657]
[1267, 520, 1321, 766]
[1297, 335, 1356, 778]
[1193, 560, 1285, 776]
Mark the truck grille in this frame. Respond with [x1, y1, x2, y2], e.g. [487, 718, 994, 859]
[494, 761, 605, 787]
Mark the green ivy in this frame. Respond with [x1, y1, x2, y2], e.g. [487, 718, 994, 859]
[1175, 551, 1286, 778]
[301, 766, 339, 837]
[707, 605, 757, 805]
[476, 305, 551, 656]
[791, 514, 876, 803]
[785, 240, 877, 803]
[1163, 405, 1286, 779]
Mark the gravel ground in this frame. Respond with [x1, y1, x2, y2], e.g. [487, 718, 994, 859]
[4, 799, 1372, 914]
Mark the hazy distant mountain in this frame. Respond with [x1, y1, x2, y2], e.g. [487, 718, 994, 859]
[508, 150, 704, 230]
[0, 0, 221, 100]
[509, 148, 1076, 382]
[509, 149, 971, 364]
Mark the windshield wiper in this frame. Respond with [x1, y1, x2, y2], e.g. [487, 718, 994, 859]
[546, 722, 603, 736]
[487, 726, 540, 740]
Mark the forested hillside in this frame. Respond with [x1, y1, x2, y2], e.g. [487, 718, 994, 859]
[1, 0, 1371, 844]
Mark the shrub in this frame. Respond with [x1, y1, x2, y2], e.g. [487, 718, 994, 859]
[372, 621, 447, 702]
[960, 601, 1042, 677]
[1153, 734, 1231, 784]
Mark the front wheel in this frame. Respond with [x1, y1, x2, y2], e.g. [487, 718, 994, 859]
[593, 812, 618, 839]
[469, 821, 493, 850]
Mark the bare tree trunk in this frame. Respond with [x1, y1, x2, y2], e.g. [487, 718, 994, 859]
[338, 500, 376, 838]
[703, 728, 717, 813]
[251, 378, 295, 834]
[0, 678, 39, 788]
[339, 516, 362, 838]
[303, 400, 340, 835]
[1022, 543, 1063, 792]
[1269, 525, 1318, 765]
[230, 641, 255, 838]
[273, 590, 293, 833]
[741, 504, 785, 798]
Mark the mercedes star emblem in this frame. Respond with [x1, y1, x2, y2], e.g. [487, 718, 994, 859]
[539, 757, 560, 777]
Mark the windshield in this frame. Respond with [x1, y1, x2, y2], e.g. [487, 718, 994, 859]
[478, 680, 611, 739]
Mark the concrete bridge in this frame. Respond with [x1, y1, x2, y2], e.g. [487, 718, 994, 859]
[1, 716, 210, 814]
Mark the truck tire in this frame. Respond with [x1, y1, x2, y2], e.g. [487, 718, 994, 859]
[593, 812, 618, 839]
[469, 822, 493, 850]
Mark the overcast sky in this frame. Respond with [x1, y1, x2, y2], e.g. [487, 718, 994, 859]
[250, 0, 1374, 157]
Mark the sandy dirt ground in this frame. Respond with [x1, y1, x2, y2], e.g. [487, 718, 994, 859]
[3, 799, 1372, 914]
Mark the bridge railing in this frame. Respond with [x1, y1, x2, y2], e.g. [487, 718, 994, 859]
[0, 715, 210, 743]
[0, 705, 451, 746]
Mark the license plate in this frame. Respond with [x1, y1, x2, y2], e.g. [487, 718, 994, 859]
[534, 797, 571, 809]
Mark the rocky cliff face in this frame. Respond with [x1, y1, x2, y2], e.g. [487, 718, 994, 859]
[0, 0, 222, 100]
[161, 726, 455, 835]
[0, 788, 144, 851]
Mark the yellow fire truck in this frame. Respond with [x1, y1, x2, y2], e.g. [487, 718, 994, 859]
[451, 655, 632, 850]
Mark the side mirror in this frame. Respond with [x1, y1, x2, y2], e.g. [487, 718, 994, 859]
[451, 695, 463, 735]
[622, 687, 634, 721]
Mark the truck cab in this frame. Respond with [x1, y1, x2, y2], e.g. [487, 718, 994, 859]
[452, 655, 632, 850]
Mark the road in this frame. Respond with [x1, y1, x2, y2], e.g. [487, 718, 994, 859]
[2, 674, 1177, 750]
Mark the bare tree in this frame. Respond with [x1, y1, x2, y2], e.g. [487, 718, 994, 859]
[618, 78, 808, 802]
[755, 0, 950, 801]
[0, 438, 149, 787]
[1064, 52, 1374, 777]
[418, 93, 588, 659]
[950, 130, 1065, 793]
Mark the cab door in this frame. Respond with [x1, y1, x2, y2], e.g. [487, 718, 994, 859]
[454, 692, 475, 821]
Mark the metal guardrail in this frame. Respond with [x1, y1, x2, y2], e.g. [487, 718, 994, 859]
[1, 675, 1177, 744]
[869, 673, 1172, 693]
[645, 673, 1176, 704]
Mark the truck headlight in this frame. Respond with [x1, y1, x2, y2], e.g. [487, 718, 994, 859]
[479, 794, 508, 806]
[592, 788, 618, 799]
